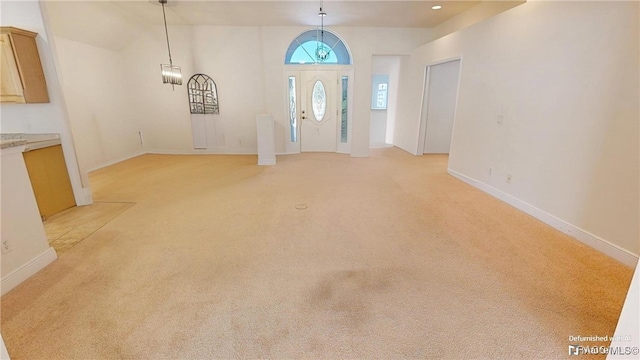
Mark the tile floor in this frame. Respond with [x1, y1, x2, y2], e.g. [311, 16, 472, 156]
[44, 202, 134, 254]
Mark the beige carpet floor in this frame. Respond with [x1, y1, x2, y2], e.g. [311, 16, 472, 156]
[0, 148, 634, 359]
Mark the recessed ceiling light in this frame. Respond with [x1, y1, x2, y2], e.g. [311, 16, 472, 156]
[432, 5, 442, 10]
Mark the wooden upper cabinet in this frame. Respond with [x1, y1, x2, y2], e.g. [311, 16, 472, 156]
[0, 27, 49, 103]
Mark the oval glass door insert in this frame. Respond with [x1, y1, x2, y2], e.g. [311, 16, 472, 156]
[312, 80, 326, 122]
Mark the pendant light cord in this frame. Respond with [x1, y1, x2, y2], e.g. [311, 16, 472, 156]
[161, 0, 173, 66]
[318, 0, 325, 57]
[321, 8, 324, 40]
[320, 0, 324, 40]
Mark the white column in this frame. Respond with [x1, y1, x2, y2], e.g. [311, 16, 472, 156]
[256, 114, 275, 165]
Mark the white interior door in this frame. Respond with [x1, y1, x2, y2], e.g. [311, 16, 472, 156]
[300, 71, 338, 152]
[423, 60, 461, 154]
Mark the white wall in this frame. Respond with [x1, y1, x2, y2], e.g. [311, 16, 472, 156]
[384, 57, 402, 145]
[1, 146, 57, 296]
[370, 111, 388, 146]
[46, 20, 430, 162]
[191, 26, 266, 153]
[0, 1, 89, 204]
[110, 25, 431, 157]
[120, 26, 196, 154]
[0, 333, 9, 359]
[370, 55, 403, 147]
[337, 27, 431, 157]
[54, 37, 144, 175]
[396, 1, 640, 258]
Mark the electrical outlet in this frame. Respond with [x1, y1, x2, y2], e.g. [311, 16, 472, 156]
[1, 239, 11, 254]
[506, 174, 512, 183]
[489, 168, 493, 176]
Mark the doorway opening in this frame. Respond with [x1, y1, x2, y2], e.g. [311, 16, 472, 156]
[369, 55, 404, 149]
[418, 59, 462, 154]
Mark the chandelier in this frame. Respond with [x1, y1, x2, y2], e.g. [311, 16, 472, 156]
[159, 0, 182, 87]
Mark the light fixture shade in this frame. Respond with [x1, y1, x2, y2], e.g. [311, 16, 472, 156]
[315, 44, 330, 62]
[161, 64, 182, 85]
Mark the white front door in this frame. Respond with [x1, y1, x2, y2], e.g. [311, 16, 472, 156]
[300, 70, 338, 152]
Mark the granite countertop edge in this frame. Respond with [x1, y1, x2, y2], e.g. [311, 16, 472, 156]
[0, 134, 28, 149]
[1, 133, 61, 149]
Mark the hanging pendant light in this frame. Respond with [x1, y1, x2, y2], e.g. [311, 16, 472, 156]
[159, 0, 182, 87]
[316, 0, 330, 63]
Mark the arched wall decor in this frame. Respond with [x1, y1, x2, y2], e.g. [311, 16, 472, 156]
[284, 29, 352, 65]
[187, 74, 219, 114]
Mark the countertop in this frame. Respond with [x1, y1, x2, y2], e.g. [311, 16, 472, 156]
[1, 133, 61, 151]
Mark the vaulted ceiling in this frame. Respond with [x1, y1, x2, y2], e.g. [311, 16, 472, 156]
[42, 0, 523, 50]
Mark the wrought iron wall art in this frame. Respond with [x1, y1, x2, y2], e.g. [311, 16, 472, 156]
[187, 74, 219, 114]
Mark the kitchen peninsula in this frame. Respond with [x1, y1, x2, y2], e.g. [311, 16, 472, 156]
[1, 133, 57, 295]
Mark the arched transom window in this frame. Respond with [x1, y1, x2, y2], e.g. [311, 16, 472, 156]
[188, 74, 219, 114]
[285, 29, 351, 65]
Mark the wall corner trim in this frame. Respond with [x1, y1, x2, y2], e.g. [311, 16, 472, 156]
[77, 187, 93, 206]
[1, 247, 57, 296]
[448, 169, 639, 268]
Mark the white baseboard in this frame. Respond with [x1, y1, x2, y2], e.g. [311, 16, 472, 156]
[1, 333, 10, 360]
[87, 150, 146, 173]
[1, 247, 57, 296]
[87, 149, 264, 176]
[370, 142, 393, 149]
[258, 159, 276, 166]
[146, 148, 258, 155]
[448, 169, 639, 267]
[88, 149, 260, 173]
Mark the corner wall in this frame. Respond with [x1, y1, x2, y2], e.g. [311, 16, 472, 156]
[370, 55, 403, 147]
[0, 0, 90, 204]
[396, 1, 639, 260]
[53, 37, 144, 175]
[115, 25, 432, 157]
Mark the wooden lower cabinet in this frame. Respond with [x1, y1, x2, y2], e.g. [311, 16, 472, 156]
[23, 145, 76, 220]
